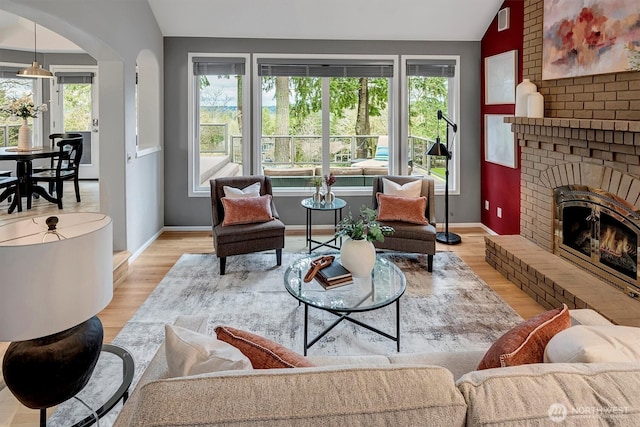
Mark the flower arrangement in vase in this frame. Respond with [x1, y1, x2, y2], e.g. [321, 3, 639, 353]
[1, 95, 48, 151]
[323, 173, 336, 203]
[335, 205, 394, 277]
[310, 176, 323, 203]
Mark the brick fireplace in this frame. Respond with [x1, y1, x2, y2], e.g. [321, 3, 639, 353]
[482, 0, 640, 326]
[485, 117, 640, 325]
[510, 118, 640, 248]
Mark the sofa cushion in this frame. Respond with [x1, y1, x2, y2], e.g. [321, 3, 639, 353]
[164, 324, 252, 377]
[457, 363, 640, 427]
[544, 325, 640, 363]
[222, 181, 261, 198]
[221, 195, 274, 226]
[376, 193, 429, 225]
[389, 350, 486, 380]
[128, 365, 467, 427]
[477, 304, 570, 369]
[215, 325, 314, 369]
[383, 177, 422, 197]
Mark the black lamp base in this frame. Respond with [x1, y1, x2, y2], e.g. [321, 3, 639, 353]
[435, 231, 462, 245]
[2, 316, 103, 412]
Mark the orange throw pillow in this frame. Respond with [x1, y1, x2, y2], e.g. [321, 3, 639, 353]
[215, 326, 314, 369]
[477, 304, 571, 370]
[376, 193, 429, 225]
[221, 195, 274, 226]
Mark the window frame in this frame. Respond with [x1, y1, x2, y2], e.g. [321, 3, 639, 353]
[187, 53, 461, 197]
[252, 53, 399, 197]
[400, 55, 461, 195]
[187, 53, 251, 196]
[0, 62, 45, 148]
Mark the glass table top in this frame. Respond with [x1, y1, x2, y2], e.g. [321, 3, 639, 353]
[301, 197, 347, 211]
[284, 255, 406, 312]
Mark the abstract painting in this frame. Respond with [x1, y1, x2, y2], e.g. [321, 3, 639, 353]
[485, 50, 517, 104]
[542, 0, 640, 80]
[485, 114, 516, 169]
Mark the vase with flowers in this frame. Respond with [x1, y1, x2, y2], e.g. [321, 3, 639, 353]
[310, 176, 323, 203]
[335, 205, 394, 277]
[1, 95, 48, 151]
[323, 173, 336, 203]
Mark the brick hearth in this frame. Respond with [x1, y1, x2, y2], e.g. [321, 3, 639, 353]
[486, 235, 639, 327]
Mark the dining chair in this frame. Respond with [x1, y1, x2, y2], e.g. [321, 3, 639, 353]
[33, 133, 83, 181]
[30, 136, 83, 209]
[0, 176, 21, 213]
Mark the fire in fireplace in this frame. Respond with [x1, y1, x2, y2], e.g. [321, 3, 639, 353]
[555, 185, 640, 298]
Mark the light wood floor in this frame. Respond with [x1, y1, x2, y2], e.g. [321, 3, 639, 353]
[0, 182, 545, 425]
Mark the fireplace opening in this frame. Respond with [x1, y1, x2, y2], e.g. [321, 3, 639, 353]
[555, 185, 640, 298]
[599, 213, 637, 280]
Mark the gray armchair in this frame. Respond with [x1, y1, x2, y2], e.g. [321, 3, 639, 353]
[210, 176, 285, 275]
[371, 175, 437, 272]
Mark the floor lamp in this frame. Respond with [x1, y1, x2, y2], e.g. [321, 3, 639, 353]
[0, 213, 113, 426]
[427, 109, 461, 245]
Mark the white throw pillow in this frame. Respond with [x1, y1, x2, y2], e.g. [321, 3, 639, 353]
[223, 182, 261, 198]
[382, 178, 422, 198]
[544, 325, 640, 363]
[165, 324, 253, 377]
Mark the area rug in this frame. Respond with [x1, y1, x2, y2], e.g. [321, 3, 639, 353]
[50, 250, 523, 426]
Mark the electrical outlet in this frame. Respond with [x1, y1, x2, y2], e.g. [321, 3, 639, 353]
[484, 200, 489, 210]
[497, 207, 502, 218]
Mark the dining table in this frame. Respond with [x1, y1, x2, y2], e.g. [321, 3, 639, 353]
[0, 146, 60, 213]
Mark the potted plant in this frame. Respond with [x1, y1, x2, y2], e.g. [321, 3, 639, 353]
[335, 205, 394, 277]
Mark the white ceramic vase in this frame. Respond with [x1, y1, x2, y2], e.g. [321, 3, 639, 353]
[312, 187, 322, 203]
[324, 186, 335, 204]
[340, 238, 376, 278]
[527, 91, 544, 118]
[17, 118, 31, 151]
[515, 79, 536, 117]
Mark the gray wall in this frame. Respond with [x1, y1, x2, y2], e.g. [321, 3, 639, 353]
[164, 38, 481, 227]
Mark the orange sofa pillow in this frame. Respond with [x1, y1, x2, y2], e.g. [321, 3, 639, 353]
[376, 193, 429, 225]
[215, 326, 314, 369]
[477, 304, 571, 370]
[221, 194, 274, 226]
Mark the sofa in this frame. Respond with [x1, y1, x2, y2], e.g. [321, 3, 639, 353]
[114, 310, 640, 426]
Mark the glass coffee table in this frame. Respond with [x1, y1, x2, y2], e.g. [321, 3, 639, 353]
[284, 255, 406, 355]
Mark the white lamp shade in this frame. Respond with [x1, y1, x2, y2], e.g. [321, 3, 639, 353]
[0, 213, 113, 341]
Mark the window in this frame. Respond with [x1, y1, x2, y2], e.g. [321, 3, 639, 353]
[188, 54, 249, 195]
[402, 56, 459, 193]
[187, 54, 460, 196]
[0, 65, 41, 147]
[256, 57, 394, 189]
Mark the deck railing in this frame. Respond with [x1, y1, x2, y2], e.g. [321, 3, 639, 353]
[200, 123, 440, 172]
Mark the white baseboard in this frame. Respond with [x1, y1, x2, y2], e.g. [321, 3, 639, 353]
[163, 225, 211, 232]
[128, 228, 164, 264]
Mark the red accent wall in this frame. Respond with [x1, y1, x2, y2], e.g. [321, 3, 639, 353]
[480, 0, 524, 235]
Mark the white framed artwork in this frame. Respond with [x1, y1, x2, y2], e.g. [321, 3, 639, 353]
[485, 114, 517, 168]
[484, 50, 517, 105]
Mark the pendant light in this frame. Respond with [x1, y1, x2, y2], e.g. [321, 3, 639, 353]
[17, 23, 54, 79]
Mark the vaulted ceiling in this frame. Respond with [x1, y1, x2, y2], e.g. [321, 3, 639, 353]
[0, 0, 504, 53]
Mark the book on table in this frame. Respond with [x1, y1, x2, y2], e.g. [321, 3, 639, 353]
[316, 260, 353, 289]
